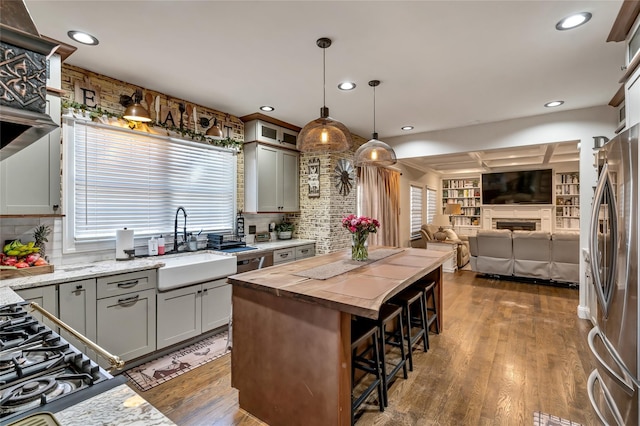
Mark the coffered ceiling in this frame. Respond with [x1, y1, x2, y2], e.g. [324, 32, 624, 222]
[24, 1, 626, 174]
[400, 141, 581, 175]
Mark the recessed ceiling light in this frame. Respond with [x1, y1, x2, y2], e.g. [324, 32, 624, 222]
[338, 82, 356, 91]
[401, 126, 414, 131]
[555, 12, 592, 31]
[259, 105, 274, 112]
[67, 30, 99, 45]
[544, 100, 564, 108]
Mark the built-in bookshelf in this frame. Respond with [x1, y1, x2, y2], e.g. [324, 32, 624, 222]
[441, 178, 481, 227]
[555, 172, 580, 230]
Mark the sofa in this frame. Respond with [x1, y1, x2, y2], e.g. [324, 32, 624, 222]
[420, 224, 470, 268]
[468, 230, 580, 284]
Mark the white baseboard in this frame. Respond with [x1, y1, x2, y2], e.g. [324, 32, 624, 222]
[577, 305, 591, 321]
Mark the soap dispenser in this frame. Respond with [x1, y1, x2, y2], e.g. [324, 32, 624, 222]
[148, 237, 159, 256]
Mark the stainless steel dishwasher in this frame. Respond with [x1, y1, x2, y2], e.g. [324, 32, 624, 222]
[235, 250, 273, 273]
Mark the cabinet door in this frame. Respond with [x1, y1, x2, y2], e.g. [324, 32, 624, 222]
[96, 288, 156, 363]
[279, 128, 298, 150]
[280, 149, 299, 211]
[16, 286, 57, 330]
[58, 279, 97, 360]
[256, 144, 280, 211]
[157, 285, 202, 349]
[201, 279, 231, 332]
[0, 95, 61, 214]
[257, 121, 280, 144]
[626, 66, 640, 129]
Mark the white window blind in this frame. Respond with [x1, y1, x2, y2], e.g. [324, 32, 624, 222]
[410, 185, 423, 237]
[426, 187, 437, 224]
[67, 119, 236, 245]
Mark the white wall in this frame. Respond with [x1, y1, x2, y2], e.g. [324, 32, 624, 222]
[390, 105, 618, 320]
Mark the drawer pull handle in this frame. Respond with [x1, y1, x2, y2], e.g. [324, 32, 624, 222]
[117, 280, 139, 289]
[75, 285, 83, 290]
[280, 253, 289, 258]
[300, 249, 308, 253]
[117, 295, 140, 306]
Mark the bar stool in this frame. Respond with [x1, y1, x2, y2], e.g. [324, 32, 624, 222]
[412, 280, 440, 350]
[376, 303, 408, 407]
[351, 320, 384, 424]
[390, 287, 427, 371]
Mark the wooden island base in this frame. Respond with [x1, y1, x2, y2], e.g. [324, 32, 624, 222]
[229, 248, 448, 426]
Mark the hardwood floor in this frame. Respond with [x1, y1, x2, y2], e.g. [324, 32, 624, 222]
[131, 271, 598, 425]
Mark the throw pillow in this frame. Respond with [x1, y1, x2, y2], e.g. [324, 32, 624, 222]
[445, 228, 459, 241]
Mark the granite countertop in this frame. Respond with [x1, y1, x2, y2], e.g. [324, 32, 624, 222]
[0, 239, 316, 292]
[54, 384, 176, 425]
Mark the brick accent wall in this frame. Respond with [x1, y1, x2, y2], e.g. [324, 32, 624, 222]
[287, 134, 367, 254]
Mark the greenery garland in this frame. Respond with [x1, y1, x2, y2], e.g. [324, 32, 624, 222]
[62, 100, 242, 150]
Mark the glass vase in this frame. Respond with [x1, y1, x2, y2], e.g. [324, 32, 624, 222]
[351, 232, 369, 261]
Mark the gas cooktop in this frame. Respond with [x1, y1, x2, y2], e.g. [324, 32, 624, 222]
[0, 303, 122, 424]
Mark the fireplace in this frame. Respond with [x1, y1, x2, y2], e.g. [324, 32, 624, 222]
[496, 221, 537, 231]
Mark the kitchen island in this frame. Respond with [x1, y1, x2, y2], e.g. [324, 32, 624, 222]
[228, 247, 451, 426]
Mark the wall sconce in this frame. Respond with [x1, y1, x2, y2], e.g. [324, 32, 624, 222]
[199, 117, 224, 140]
[119, 89, 151, 122]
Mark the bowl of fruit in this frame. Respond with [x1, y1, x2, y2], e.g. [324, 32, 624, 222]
[1, 239, 53, 278]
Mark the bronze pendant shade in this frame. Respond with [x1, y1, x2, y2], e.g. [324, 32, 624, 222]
[121, 89, 152, 122]
[297, 38, 353, 153]
[354, 80, 397, 167]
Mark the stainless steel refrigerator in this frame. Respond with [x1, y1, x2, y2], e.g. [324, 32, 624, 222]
[587, 123, 639, 425]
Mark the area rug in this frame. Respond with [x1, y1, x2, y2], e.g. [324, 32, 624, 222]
[124, 331, 230, 391]
[533, 411, 583, 426]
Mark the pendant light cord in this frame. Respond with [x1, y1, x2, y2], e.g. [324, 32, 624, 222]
[323, 46, 326, 108]
[373, 84, 376, 134]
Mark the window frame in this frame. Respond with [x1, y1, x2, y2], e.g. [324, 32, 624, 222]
[62, 117, 237, 254]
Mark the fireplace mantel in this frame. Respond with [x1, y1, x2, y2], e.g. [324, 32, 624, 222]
[482, 205, 553, 232]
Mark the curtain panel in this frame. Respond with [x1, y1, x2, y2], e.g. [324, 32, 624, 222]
[358, 166, 400, 247]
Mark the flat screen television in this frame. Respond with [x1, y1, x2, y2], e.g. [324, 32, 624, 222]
[481, 169, 553, 205]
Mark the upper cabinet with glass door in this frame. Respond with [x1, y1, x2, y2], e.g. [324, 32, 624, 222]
[241, 113, 300, 150]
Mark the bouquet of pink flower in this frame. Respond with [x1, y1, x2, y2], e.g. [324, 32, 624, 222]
[342, 215, 380, 261]
[341, 214, 380, 235]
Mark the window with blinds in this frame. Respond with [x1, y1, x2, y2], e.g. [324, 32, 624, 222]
[64, 119, 236, 251]
[426, 187, 437, 224]
[410, 185, 423, 237]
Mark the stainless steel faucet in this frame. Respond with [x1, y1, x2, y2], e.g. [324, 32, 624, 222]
[174, 206, 188, 252]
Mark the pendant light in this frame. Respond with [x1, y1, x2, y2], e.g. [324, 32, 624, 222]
[354, 80, 397, 167]
[297, 37, 353, 153]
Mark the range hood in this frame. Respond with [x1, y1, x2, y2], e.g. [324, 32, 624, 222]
[0, 0, 59, 161]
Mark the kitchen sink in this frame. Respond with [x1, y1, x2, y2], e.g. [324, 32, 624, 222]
[157, 252, 237, 291]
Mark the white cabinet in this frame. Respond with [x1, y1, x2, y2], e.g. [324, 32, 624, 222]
[16, 285, 57, 330]
[201, 279, 232, 332]
[426, 241, 457, 272]
[244, 119, 298, 150]
[0, 54, 61, 214]
[244, 142, 299, 213]
[626, 66, 640, 129]
[157, 278, 231, 350]
[273, 243, 315, 264]
[273, 247, 295, 264]
[95, 271, 156, 364]
[58, 279, 97, 360]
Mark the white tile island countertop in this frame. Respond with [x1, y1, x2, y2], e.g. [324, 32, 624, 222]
[0, 239, 315, 425]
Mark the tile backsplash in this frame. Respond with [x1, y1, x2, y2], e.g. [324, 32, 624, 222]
[0, 214, 288, 267]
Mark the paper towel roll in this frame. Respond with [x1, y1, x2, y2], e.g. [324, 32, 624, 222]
[116, 228, 134, 260]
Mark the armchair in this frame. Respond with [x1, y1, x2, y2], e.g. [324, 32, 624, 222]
[420, 224, 470, 268]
